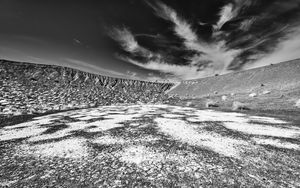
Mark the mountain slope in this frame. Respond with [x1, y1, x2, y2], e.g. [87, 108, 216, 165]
[169, 59, 300, 98]
[0, 59, 174, 115]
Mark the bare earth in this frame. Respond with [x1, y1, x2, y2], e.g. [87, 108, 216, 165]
[0, 105, 300, 187]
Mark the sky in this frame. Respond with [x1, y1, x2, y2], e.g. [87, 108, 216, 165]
[0, 0, 300, 81]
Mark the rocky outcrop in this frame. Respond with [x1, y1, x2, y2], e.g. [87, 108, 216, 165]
[0, 59, 175, 115]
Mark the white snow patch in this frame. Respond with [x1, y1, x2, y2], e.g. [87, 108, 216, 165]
[85, 114, 139, 132]
[119, 145, 163, 165]
[295, 99, 300, 108]
[162, 114, 185, 118]
[155, 118, 249, 158]
[249, 93, 257, 97]
[187, 110, 246, 123]
[91, 135, 127, 145]
[223, 122, 300, 138]
[16, 138, 88, 159]
[76, 116, 98, 121]
[248, 116, 287, 124]
[0, 125, 48, 141]
[252, 137, 300, 150]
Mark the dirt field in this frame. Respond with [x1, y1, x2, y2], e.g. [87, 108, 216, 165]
[1, 105, 299, 187]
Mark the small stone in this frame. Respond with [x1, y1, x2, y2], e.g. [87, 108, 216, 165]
[232, 101, 250, 110]
[249, 93, 257, 97]
[221, 95, 227, 101]
[206, 100, 219, 108]
[262, 90, 271, 95]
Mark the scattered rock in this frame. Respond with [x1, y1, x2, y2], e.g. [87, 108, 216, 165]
[221, 95, 227, 101]
[186, 102, 192, 106]
[232, 101, 250, 110]
[249, 93, 257, 97]
[262, 90, 271, 95]
[295, 99, 300, 108]
[206, 100, 219, 108]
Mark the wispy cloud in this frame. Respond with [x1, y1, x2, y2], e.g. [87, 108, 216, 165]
[109, 27, 140, 53]
[148, 1, 241, 72]
[147, 1, 208, 53]
[213, 0, 256, 34]
[215, 3, 235, 30]
[108, 0, 300, 80]
[244, 30, 300, 69]
[108, 26, 154, 59]
[118, 55, 216, 80]
[64, 58, 126, 78]
[73, 38, 82, 45]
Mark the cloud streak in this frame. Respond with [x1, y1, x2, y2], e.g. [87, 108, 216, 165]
[148, 1, 241, 72]
[108, 0, 300, 80]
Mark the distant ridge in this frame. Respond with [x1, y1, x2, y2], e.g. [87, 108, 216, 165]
[0, 59, 175, 115]
[169, 59, 300, 98]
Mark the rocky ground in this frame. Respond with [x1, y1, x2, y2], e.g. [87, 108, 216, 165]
[1, 105, 299, 187]
[168, 59, 300, 112]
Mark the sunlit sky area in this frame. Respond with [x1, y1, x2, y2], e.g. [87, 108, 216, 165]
[1, 0, 300, 81]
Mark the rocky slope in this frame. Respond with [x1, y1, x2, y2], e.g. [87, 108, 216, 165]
[169, 59, 300, 98]
[0, 59, 175, 115]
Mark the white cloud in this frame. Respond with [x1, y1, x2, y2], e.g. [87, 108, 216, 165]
[64, 58, 126, 77]
[118, 56, 216, 80]
[149, 1, 241, 73]
[244, 30, 300, 69]
[214, 0, 254, 31]
[73, 38, 81, 45]
[215, 3, 235, 30]
[151, 2, 209, 53]
[109, 27, 139, 53]
[109, 27, 155, 59]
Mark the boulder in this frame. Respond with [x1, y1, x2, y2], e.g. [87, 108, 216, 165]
[205, 100, 219, 108]
[249, 93, 257, 97]
[186, 101, 192, 106]
[295, 99, 300, 108]
[232, 101, 250, 110]
[221, 95, 227, 101]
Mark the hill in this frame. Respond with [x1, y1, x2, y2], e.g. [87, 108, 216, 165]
[0, 59, 175, 115]
[169, 59, 300, 98]
[169, 59, 300, 111]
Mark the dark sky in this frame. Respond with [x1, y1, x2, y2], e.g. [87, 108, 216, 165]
[1, 0, 300, 81]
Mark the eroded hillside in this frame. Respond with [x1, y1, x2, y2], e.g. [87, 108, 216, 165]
[0, 60, 175, 115]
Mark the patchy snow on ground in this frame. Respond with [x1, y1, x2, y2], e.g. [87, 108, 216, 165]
[91, 135, 127, 145]
[119, 145, 163, 165]
[155, 118, 249, 158]
[16, 138, 89, 159]
[252, 137, 300, 150]
[1, 104, 299, 162]
[85, 114, 140, 133]
[0, 124, 48, 141]
[162, 114, 185, 118]
[0, 180, 18, 187]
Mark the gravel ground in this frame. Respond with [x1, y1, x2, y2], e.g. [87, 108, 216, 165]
[0, 105, 300, 187]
